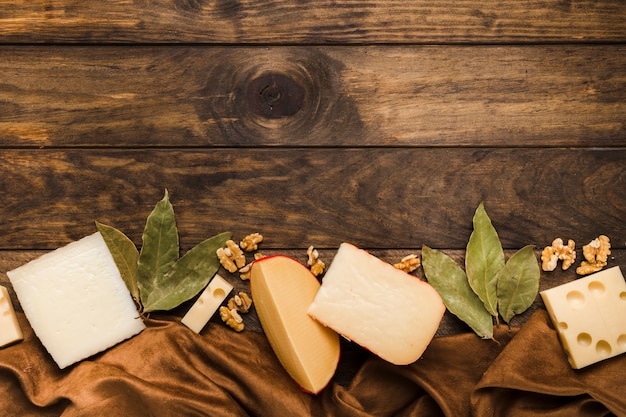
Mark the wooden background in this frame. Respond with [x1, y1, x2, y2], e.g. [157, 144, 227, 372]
[1, 1, 625, 342]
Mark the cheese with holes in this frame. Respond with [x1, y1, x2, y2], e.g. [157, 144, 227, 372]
[308, 242, 445, 365]
[540, 266, 626, 369]
[251, 255, 340, 394]
[181, 274, 232, 333]
[0, 286, 23, 348]
[7, 232, 145, 368]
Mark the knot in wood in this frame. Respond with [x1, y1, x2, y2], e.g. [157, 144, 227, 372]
[247, 74, 304, 119]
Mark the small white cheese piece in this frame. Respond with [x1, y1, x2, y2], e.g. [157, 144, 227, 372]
[7, 232, 145, 369]
[308, 243, 445, 365]
[181, 274, 233, 333]
[540, 266, 626, 369]
[0, 286, 23, 348]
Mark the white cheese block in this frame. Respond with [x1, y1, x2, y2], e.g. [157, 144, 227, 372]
[308, 242, 445, 365]
[540, 266, 626, 369]
[181, 274, 233, 333]
[7, 232, 145, 369]
[0, 286, 23, 348]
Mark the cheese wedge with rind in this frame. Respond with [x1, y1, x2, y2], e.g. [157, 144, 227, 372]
[7, 232, 145, 368]
[250, 255, 340, 394]
[308, 242, 445, 365]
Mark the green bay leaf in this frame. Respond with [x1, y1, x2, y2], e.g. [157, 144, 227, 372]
[142, 231, 231, 313]
[496, 245, 540, 324]
[422, 245, 493, 339]
[465, 202, 505, 318]
[137, 189, 180, 308]
[95, 221, 140, 304]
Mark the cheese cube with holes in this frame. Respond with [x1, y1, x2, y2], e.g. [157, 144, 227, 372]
[308, 243, 445, 365]
[251, 255, 340, 394]
[540, 266, 626, 369]
[181, 274, 232, 333]
[7, 232, 145, 369]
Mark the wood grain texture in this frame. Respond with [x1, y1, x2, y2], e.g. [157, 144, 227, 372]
[1, 148, 624, 250]
[0, 0, 624, 396]
[0, 0, 625, 44]
[1, 45, 624, 148]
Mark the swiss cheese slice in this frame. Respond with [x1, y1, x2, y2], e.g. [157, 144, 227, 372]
[7, 232, 145, 368]
[250, 255, 340, 394]
[540, 266, 626, 369]
[308, 242, 445, 365]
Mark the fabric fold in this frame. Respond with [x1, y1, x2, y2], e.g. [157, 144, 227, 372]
[1, 309, 625, 416]
[471, 310, 626, 417]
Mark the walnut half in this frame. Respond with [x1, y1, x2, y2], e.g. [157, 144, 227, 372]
[541, 238, 576, 272]
[227, 292, 253, 314]
[576, 235, 611, 275]
[393, 254, 421, 273]
[306, 246, 325, 277]
[217, 240, 246, 273]
[240, 233, 263, 252]
[219, 306, 244, 332]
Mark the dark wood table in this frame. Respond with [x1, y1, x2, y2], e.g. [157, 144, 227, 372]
[1, 0, 625, 381]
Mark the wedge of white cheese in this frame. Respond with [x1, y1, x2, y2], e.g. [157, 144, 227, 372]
[0, 286, 23, 348]
[308, 243, 445, 365]
[7, 232, 145, 369]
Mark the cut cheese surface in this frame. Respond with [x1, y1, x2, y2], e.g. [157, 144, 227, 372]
[308, 242, 445, 365]
[7, 232, 145, 369]
[0, 286, 23, 348]
[540, 266, 626, 369]
[181, 274, 233, 333]
[251, 255, 340, 394]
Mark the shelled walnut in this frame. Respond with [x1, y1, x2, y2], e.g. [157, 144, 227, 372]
[240, 233, 263, 252]
[541, 238, 576, 271]
[576, 235, 611, 275]
[393, 254, 421, 273]
[217, 240, 246, 273]
[227, 292, 253, 313]
[239, 253, 266, 280]
[219, 306, 244, 332]
[306, 246, 325, 277]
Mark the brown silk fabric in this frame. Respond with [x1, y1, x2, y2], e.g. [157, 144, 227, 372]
[1, 309, 624, 417]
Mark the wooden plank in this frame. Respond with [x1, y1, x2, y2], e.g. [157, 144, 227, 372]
[1, 45, 624, 148]
[0, 1, 625, 44]
[1, 148, 624, 250]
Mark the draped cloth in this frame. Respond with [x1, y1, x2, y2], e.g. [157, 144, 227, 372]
[1, 309, 624, 416]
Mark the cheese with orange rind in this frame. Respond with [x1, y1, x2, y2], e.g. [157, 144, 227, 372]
[250, 255, 340, 394]
[308, 242, 445, 365]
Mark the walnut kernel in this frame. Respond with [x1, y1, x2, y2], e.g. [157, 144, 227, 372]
[240, 233, 263, 252]
[217, 240, 246, 273]
[576, 235, 611, 275]
[306, 246, 325, 277]
[238, 263, 252, 280]
[227, 292, 253, 313]
[393, 254, 421, 273]
[219, 306, 244, 332]
[541, 238, 576, 271]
